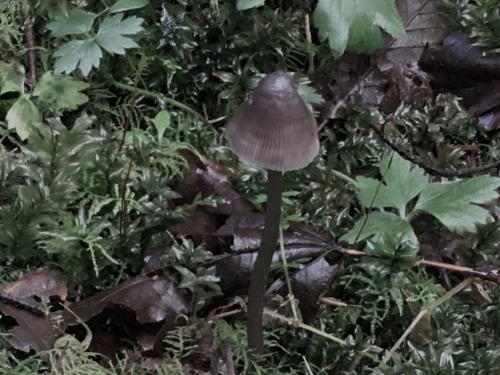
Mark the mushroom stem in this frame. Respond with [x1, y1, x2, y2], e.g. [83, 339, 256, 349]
[247, 169, 283, 353]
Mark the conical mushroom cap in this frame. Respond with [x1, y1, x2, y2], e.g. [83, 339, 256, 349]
[225, 71, 319, 172]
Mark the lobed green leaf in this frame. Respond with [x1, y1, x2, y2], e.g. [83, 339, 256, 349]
[414, 176, 500, 232]
[33, 72, 89, 115]
[341, 211, 418, 246]
[313, 0, 405, 58]
[53, 40, 102, 76]
[46, 9, 96, 37]
[356, 153, 428, 217]
[95, 14, 144, 55]
[0, 61, 25, 96]
[6, 96, 40, 140]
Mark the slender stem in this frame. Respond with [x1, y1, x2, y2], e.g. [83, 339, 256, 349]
[330, 169, 358, 189]
[279, 225, 299, 321]
[247, 169, 283, 353]
[104, 74, 208, 123]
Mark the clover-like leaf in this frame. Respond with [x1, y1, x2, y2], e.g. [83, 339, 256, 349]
[46, 9, 97, 37]
[0, 61, 25, 96]
[109, 0, 149, 13]
[356, 153, 428, 217]
[313, 0, 405, 58]
[53, 40, 102, 76]
[33, 72, 89, 115]
[6, 96, 40, 140]
[95, 14, 144, 55]
[414, 176, 500, 233]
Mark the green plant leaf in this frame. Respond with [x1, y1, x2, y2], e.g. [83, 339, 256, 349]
[356, 153, 428, 216]
[212, 71, 237, 83]
[153, 109, 171, 144]
[340, 211, 418, 246]
[367, 232, 419, 270]
[414, 176, 500, 232]
[0, 61, 25, 96]
[109, 0, 149, 13]
[33, 72, 89, 115]
[46, 9, 97, 37]
[236, 0, 265, 10]
[6, 95, 40, 140]
[297, 84, 324, 111]
[53, 39, 102, 76]
[95, 14, 143, 55]
[313, 0, 405, 58]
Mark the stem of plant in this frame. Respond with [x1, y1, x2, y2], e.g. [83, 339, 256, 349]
[247, 169, 283, 353]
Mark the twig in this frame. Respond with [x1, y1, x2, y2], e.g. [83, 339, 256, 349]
[264, 308, 347, 346]
[22, 6, 36, 85]
[108, 76, 207, 124]
[209, 308, 242, 320]
[278, 225, 299, 321]
[378, 277, 473, 368]
[318, 296, 347, 308]
[303, 356, 314, 375]
[341, 246, 500, 284]
[380, 309, 428, 366]
[369, 122, 500, 177]
[51, 341, 70, 375]
[118, 54, 146, 236]
[354, 153, 395, 243]
[419, 259, 500, 283]
[117, 54, 146, 154]
[203, 239, 500, 284]
[304, 15, 314, 74]
[223, 344, 236, 375]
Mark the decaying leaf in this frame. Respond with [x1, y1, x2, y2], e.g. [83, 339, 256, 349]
[276, 257, 340, 322]
[1, 306, 55, 353]
[176, 166, 255, 216]
[0, 268, 67, 353]
[419, 32, 500, 130]
[0, 268, 67, 302]
[64, 275, 189, 326]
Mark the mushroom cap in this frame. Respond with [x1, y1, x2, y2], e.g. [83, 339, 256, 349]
[225, 71, 319, 172]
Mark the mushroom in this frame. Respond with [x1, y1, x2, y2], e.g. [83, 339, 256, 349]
[225, 71, 319, 352]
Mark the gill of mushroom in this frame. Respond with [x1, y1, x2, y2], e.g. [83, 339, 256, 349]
[225, 71, 319, 353]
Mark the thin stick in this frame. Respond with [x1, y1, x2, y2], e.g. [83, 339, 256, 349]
[379, 277, 473, 366]
[264, 308, 347, 346]
[304, 15, 314, 74]
[247, 170, 283, 353]
[279, 224, 299, 320]
[204, 244, 500, 284]
[22, 6, 37, 85]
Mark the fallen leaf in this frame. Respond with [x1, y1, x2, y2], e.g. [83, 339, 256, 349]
[64, 275, 189, 326]
[290, 257, 339, 322]
[0, 268, 65, 353]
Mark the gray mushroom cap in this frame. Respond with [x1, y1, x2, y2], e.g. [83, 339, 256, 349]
[225, 71, 319, 172]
